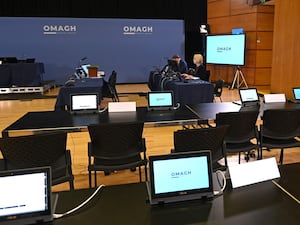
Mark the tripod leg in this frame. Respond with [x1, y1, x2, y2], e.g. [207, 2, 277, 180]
[239, 71, 248, 88]
[230, 70, 239, 89]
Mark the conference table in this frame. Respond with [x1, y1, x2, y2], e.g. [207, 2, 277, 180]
[0, 62, 44, 87]
[148, 72, 215, 105]
[1, 106, 200, 137]
[52, 163, 300, 225]
[3, 102, 300, 138]
[54, 78, 103, 110]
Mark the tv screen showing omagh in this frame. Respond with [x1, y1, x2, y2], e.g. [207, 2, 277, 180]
[206, 34, 246, 66]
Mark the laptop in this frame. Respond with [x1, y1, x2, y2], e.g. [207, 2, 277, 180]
[80, 64, 91, 77]
[0, 167, 57, 225]
[292, 87, 300, 103]
[70, 93, 99, 114]
[238, 88, 260, 106]
[147, 91, 174, 111]
[146, 151, 214, 205]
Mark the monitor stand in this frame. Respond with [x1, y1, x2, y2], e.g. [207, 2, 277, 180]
[230, 66, 248, 89]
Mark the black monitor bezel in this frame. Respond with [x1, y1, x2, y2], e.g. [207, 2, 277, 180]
[0, 166, 52, 223]
[292, 87, 300, 100]
[147, 91, 174, 110]
[70, 92, 100, 113]
[239, 88, 259, 104]
[206, 33, 246, 66]
[148, 150, 214, 200]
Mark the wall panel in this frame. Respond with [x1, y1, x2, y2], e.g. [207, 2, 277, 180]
[271, 0, 300, 98]
[208, 0, 274, 87]
[208, 0, 231, 19]
[230, 0, 258, 15]
[256, 32, 273, 49]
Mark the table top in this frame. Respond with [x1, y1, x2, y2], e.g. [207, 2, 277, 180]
[3, 102, 300, 137]
[2, 106, 199, 137]
[187, 101, 300, 120]
[187, 102, 241, 120]
[52, 163, 300, 225]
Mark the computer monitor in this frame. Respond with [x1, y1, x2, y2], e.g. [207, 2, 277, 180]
[80, 64, 91, 77]
[147, 91, 174, 111]
[292, 87, 300, 100]
[70, 93, 99, 114]
[239, 88, 259, 105]
[147, 151, 214, 205]
[0, 167, 54, 225]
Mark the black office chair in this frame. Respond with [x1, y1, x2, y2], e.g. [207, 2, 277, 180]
[260, 109, 300, 165]
[214, 79, 225, 102]
[87, 121, 148, 187]
[102, 70, 119, 102]
[215, 110, 260, 164]
[200, 70, 210, 82]
[173, 126, 229, 171]
[0, 132, 74, 189]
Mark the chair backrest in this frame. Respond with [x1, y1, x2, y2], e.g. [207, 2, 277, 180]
[108, 70, 117, 88]
[214, 79, 225, 97]
[0, 132, 67, 169]
[216, 110, 259, 143]
[261, 109, 300, 139]
[88, 121, 145, 159]
[173, 126, 228, 164]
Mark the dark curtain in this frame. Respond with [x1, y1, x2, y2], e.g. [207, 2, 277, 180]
[0, 0, 207, 68]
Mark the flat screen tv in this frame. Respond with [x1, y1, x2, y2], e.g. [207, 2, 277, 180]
[206, 34, 246, 66]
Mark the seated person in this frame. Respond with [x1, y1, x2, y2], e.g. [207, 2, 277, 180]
[182, 54, 209, 81]
[171, 54, 188, 74]
[161, 54, 188, 74]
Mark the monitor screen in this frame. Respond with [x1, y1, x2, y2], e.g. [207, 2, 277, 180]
[71, 93, 99, 111]
[293, 87, 300, 100]
[148, 92, 173, 108]
[0, 167, 52, 224]
[152, 156, 210, 195]
[206, 34, 246, 66]
[148, 151, 214, 204]
[239, 88, 259, 103]
[81, 64, 91, 76]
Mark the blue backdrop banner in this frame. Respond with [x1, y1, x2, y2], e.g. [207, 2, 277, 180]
[0, 17, 185, 84]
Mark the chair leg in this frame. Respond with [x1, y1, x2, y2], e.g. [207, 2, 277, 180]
[69, 180, 74, 190]
[94, 171, 97, 187]
[279, 148, 284, 165]
[219, 97, 222, 102]
[258, 146, 262, 160]
[238, 152, 241, 164]
[138, 166, 142, 182]
[145, 164, 148, 181]
[89, 171, 92, 188]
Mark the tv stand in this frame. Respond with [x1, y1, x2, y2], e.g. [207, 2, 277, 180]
[230, 66, 248, 89]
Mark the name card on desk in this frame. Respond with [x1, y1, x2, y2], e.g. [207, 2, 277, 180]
[108, 102, 136, 112]
[264, 94, 286, 103]
[229, 157, 280, 188]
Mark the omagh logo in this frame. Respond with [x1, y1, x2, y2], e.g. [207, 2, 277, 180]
[43, 25, 77, 35]
[171, 170, 192, 179]
[123, 25, 153, 35]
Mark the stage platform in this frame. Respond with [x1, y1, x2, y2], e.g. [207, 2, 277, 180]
[0, 80, 56, 95]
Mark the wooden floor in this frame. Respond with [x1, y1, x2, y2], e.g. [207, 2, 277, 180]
[0, 84, 299, 192]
